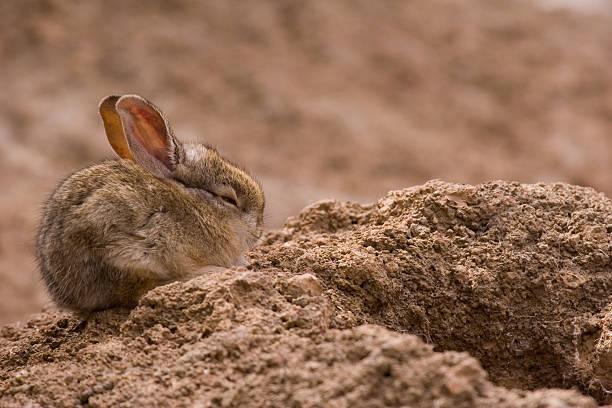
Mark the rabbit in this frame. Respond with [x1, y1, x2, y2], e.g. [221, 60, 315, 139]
[36, 94, 265, 312]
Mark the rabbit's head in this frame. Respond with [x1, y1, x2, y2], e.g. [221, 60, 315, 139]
[100, 95, 265, 264]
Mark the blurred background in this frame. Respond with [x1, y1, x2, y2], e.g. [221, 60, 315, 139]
[1, 0, 612, 324]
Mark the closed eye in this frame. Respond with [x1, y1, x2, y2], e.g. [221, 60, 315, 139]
[174, 178, 238, 208]
[220, 195, 237, 206]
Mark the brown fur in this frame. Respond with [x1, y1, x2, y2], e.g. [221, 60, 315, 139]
[37, 95, 265, 311]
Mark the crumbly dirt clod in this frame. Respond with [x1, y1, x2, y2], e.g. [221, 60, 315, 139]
[251, 180, 612, 403]
[1, 180, 610, 407]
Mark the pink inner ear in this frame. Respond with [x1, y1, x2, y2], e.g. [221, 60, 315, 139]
[126, 105, 175, 170]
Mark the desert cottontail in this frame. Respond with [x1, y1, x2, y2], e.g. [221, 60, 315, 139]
[37, 95, 265, 312]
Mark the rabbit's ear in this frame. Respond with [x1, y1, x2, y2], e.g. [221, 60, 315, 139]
[115, 95, 177, 179]
[99, 95, 134, 160]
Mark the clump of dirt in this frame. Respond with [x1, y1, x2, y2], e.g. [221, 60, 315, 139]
[1, 181, 610, 406]
[0, 272, 598, 408]
[251, 180, 612, 402]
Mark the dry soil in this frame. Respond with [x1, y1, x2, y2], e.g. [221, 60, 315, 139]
[1, 181, 611, 406]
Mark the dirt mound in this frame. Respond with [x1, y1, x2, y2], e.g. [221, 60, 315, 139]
[1, 181, 610, 406]
[252, 180, 612, 402]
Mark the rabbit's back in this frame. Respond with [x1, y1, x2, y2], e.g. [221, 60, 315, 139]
[37, 159, 209, 310]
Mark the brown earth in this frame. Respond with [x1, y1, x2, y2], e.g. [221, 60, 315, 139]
[1, 180, 611, 407]
[2, 0, 612, 406]
[251, 180, 612, 403]
[3, 0, 612, 324]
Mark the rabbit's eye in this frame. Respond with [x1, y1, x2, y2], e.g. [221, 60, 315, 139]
[220, 195, 238, 206]
[210, 185, 239, 208]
